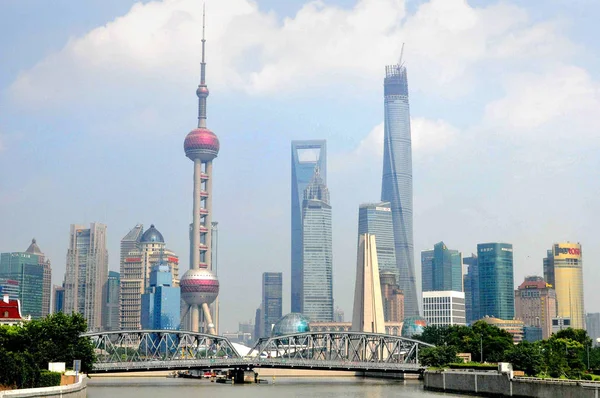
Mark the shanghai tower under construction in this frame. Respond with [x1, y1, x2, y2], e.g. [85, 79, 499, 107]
[180, 8, 220, 334]
[381, 61, 419, 317]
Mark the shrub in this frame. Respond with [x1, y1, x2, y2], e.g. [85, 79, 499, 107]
[38, 371, 61, 387]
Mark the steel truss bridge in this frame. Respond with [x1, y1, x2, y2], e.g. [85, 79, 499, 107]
[83, 330, 433, 374]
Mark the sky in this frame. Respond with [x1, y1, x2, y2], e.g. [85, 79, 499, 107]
[1, 0, 599, 332]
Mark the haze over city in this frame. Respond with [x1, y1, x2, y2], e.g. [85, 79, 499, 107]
[1, 0, 599, 332]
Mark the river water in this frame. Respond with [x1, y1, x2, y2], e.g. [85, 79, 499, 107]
[88, 377, 467, 397]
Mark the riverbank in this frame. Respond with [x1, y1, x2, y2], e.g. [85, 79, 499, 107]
[424, 369, 600, 397]
[91, 369, 357, 378]
[0, 376, 86, 398]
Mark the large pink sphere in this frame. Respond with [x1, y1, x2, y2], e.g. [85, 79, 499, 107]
[184, 127, 220, 161]
[180, 268, 219, 306]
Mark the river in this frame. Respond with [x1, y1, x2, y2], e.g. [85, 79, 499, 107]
[88, 377, 468, 397]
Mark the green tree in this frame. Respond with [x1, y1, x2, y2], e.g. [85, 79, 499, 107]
[420, 345, 460, 367]
[505, 341, 544, 376]
[471, 321, 513, 362]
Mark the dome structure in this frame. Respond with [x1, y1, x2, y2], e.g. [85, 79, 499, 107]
[140, 224, 164, 244]
[401, 316, 428, 338]
[184, 127, 220, 161]
[271, 313, 310, 337]
[180, 268, 219, 306]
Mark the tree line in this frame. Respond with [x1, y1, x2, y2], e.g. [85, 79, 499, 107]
[0, 313, 95, 389]
[414, 321, 600, 379]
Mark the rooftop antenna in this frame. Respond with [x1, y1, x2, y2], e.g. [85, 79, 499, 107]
[398, 43, 405, 68]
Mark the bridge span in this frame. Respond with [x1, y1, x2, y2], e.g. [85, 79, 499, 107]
[83, 330, 433, 374]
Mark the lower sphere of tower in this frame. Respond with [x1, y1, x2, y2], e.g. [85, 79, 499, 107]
[180, 268, 219, 305]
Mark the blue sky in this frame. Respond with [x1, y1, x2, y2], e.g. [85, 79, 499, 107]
[1, 0, 599, 332]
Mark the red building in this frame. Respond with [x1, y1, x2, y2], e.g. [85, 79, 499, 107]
[0, 295, 30, 325]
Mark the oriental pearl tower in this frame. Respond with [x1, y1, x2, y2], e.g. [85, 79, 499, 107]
[180, 7, 220, 335]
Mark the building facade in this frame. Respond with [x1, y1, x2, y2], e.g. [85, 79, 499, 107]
[477, 243, 514, 320]
[301, 167, 333, 322]
[421, 242, 462, 293]
[544, 242, 585, 329]
[261, 272, 282, 338]
[291, 140, 326, 314]
[381, 62, 418, 317]
[120, 224, 179, 330]
[422, 291, 466, 327]
[586, 313, 600, 346]
[463, 254, 479, 325]
[24, 239, 52, 317]
[479, 316, 524, 344]
[103, 271, 120, 331]
[514, 276, 556, 339]
[141, 264, 180, 330]
[64, 223, 108, 331]
[380, 272, 404, 322]
[358, 202, 397, 278]
[0, 252, 43, 319]
[53, 285, 65, 313]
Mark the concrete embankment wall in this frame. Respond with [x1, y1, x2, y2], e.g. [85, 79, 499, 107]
[424, 370, 600, 398]
[0, 376, 86, 398]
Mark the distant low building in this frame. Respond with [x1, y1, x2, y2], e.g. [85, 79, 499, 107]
[0, 295, 30, 326]
[587, 313, 600, 346]
[309, 321, 403, 336]
[423, 291, 466, 327]
[552, 317, 571, 334]
[479, 316, 524, 344]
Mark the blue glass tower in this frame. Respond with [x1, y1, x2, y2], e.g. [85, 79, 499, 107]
[141, 264, 180, 330]
[291, 140, 326, 314]
[301, 167, 333, 321]
[477, 243, 514, 320]
[381, 63, 418, 316]
[421, 242, 462, 293]
[358, 202, 397, 280]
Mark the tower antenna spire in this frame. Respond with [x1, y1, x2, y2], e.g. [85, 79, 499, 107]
[196, 2, 209, 128]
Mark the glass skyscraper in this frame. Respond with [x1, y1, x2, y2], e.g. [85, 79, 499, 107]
[358, 202, 397, 280]
[421, 242, 463, 293]
[141, 264, 180, 330]
[301, 167, 333, 321]
[477, 243, 514, 320]
[0, 252, 44, 319]
[291, 140, 326, 314]
[261, 272, 282, 338]
[103, 271, 120, 331]
[381, 63, 418, 316]
[463, 254, 479, 324]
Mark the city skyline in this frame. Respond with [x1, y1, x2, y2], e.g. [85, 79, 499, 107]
[1, 0, 599, 332]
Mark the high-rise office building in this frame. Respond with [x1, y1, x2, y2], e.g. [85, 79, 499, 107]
[543, 249, 555, 288]
[301, 167, 333, 322]
[380, 272, 404, 322]
[358, 202, 397, 279]
[103, 271, 120, 331]
[180, 11, 220, 334]
[120, 224, 143, 268]
[291, 140, 326, 314]
[24, 239, 52, 317]
[141, 264, 180, 330]
[544, 243, 585, 329]
[586, 313, 600, 346]
[0, 278, 20, 300]
[352, 234, 386, 333]
[463, 254, 479, 325]
[381, 62, 418, 316]
[64, 223, 108, 331]
[477, 243, 514, 320]
[261, 272, 282, 338]
[53, 285, 65, 313]
[0, 252, 43, 319]
[120, 224, 179, 330]
[514, 276, 556, 339]
[421, 242, 462, 293]
[423, 291, 466, 327]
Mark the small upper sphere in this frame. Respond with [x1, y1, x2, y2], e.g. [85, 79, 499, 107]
[184, 127, 220, 161]
[196, 86, 209, 97]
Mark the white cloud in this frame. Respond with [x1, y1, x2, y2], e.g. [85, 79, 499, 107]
[7, 0, 575, 106]
[485, 65, 600, 140]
